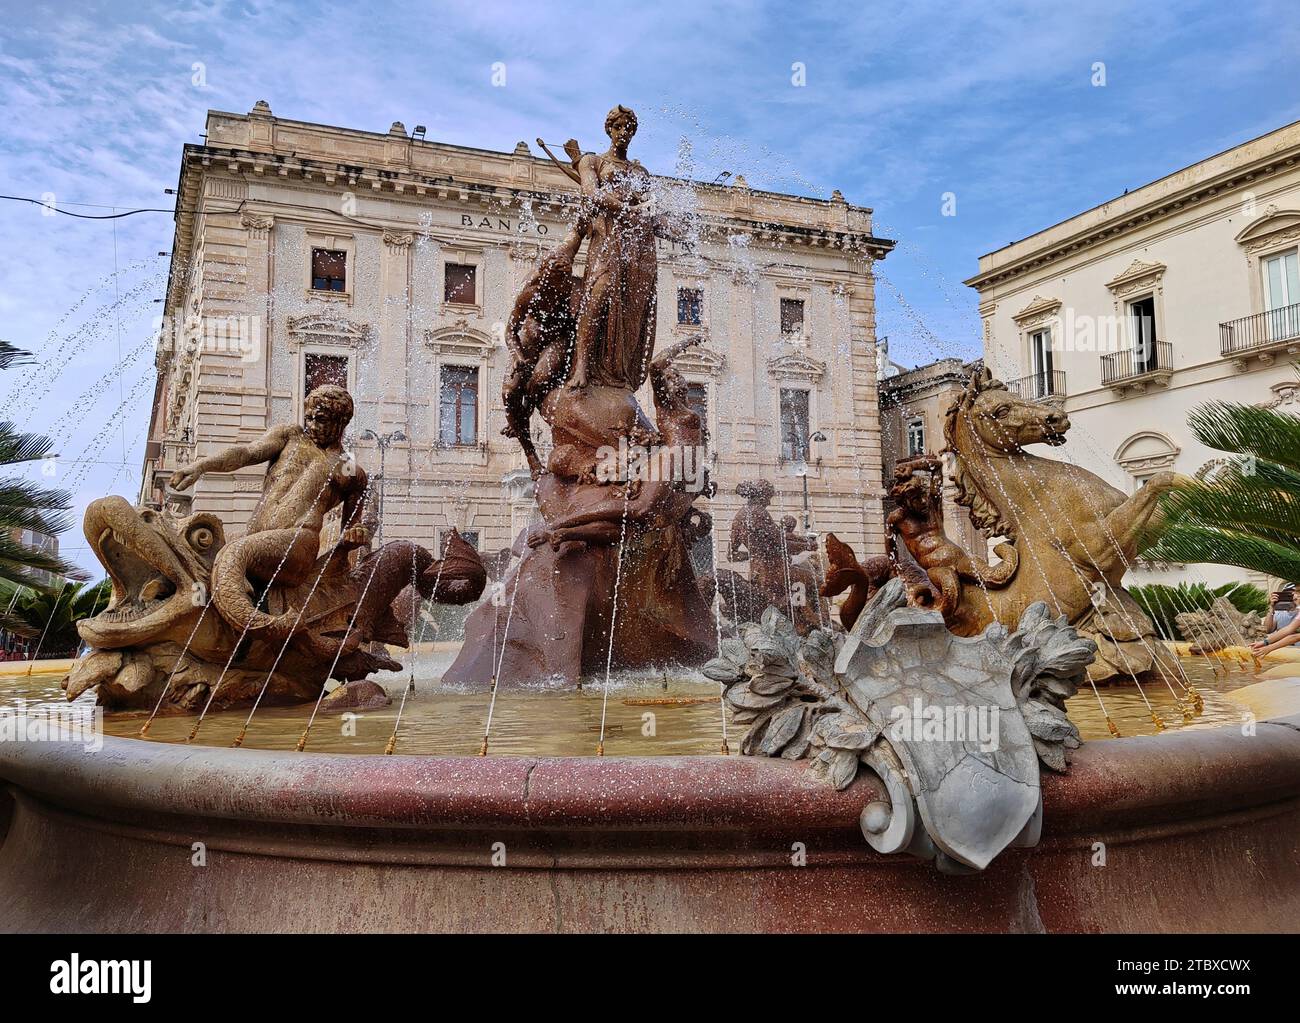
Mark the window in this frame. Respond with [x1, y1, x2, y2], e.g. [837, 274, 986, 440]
[1263, 249, 1300, 342]
[1029, 328, 1055, 398]
[677, 287, 703, 325]
[304, 352, 349, 395]
[439, 365, 479, 446]
[907, 417, 926, 456]
[1263, 249, 1299, 311]
[1129, 295, 1159, 372]
[444, 263, 477, 305]
[686, 382, 709, 425]
[779, 388, 810, 461]
[780, 298, 805, 338]
[310, 248, 347, 292]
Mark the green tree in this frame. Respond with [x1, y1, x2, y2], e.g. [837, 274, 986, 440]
[0, 339, 77, 593]
[0, 578, 111, 657]
[1143, 400, 1300, 581]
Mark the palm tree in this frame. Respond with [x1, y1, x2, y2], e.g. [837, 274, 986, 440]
[1142, 400, 1300, 581]
[0, 339, 77, 592]
[0, 578, 111, 658]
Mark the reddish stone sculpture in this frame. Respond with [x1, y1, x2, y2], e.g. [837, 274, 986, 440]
[444, 105, 717, 687]
[721, 479, 823, 635]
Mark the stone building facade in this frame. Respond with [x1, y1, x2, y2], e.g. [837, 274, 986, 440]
[877, 356, 982, 554]
[142, 102, 895, 567]
[967, 119, 1300, 588]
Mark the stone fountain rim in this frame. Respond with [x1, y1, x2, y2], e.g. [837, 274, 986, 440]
[2, 714, 1298, 842]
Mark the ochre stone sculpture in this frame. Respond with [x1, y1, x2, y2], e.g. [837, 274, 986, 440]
[65, 385, 485, 712]
[923, 368, 1185, 682]
[443, 105, 716, 687]
[1175, 596, 1265, 654]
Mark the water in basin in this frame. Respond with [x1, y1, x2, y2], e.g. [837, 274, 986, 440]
[0, 650, 1271, 757]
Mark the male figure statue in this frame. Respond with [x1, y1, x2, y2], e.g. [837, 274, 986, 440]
[169, 385, 370, 638]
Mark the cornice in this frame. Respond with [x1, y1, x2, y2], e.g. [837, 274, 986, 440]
[966, 130, 1300, 291]
[767, 351, 827, 382]
[286, 314, 373, 351]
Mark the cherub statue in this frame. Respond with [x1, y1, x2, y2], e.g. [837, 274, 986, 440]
[887, 454, 1017, 615]
[169, 384, 370, 638]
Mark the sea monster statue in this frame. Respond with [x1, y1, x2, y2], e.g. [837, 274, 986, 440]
[65, 385, 485, 712]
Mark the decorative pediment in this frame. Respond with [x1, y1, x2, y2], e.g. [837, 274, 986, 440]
[767, 351, 826, 382]
[1105, 259, 1166, 297]
[674, 345, 727, 377]
[1114, 430, 1180, 474]
[1010, 295, 1062, 326]
[286, 315, 373, 351]
[1235, 207, 1300, 254]
[424, 321, 497, 356]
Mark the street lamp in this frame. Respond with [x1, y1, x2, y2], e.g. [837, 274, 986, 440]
[360, 429, 407, 543]
[789, 430, 827, 532]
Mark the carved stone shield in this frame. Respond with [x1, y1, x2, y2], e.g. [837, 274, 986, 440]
[835, 606, 1041, 870]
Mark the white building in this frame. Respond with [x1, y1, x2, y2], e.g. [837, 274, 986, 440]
[967, 119, 1300, 588]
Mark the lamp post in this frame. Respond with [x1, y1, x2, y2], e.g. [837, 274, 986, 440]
[360, 429, 407, 543]
[790, 430, 827, 532]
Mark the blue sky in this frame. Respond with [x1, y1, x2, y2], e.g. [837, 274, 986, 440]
[2, 0, 1298, 576]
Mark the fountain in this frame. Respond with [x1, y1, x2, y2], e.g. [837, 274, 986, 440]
[0, 105, 1298, 932]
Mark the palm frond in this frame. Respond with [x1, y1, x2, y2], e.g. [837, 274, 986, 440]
[0, 535, 77, 590]
[1156, 463, 1300, 550]
[1188, 401, 1300, 474]
[0, 341, 33, 372]
[0, 423, 57, 468]
[1143, 523, 1300, 584]
[3, 579, 108, 655]
[0, 481, 73, 533]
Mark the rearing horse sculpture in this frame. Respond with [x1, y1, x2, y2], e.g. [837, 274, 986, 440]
[931, 368, 1188, 682]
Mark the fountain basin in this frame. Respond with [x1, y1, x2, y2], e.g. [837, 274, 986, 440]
[1, 713, 1298, 932]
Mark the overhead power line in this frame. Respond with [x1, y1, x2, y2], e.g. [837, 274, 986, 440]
[0, 195, 174, 219]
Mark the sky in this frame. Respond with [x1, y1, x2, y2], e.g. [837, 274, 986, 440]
[1, 0, 1298, 578]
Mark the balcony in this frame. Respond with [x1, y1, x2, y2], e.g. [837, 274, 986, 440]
[1003, 370, 1066, 401]
[1220, 303, 1300, 367]
[1100, 340, 1173, 395]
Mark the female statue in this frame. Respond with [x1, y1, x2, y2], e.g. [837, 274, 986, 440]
[569, 104, 658, 390]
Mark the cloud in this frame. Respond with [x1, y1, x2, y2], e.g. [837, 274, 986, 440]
[1, 0, 1297, 575]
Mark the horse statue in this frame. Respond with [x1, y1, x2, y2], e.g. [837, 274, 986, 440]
[912, 367, 1188, 682]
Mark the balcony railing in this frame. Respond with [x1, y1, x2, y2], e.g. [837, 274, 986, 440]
[1100, 340, 1173, 387]
[1004, 370, 1066, 401]
[1220, 303, 1300, 357]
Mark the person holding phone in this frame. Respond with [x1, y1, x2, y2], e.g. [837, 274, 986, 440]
[1253, 584, 1299, 655]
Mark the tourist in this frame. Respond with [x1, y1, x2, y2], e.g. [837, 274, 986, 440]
[1265, 585, 1297, 631]
[1252, 585, 1300, 655]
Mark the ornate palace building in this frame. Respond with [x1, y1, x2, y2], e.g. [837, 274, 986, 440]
[142, 102, 894, 565]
